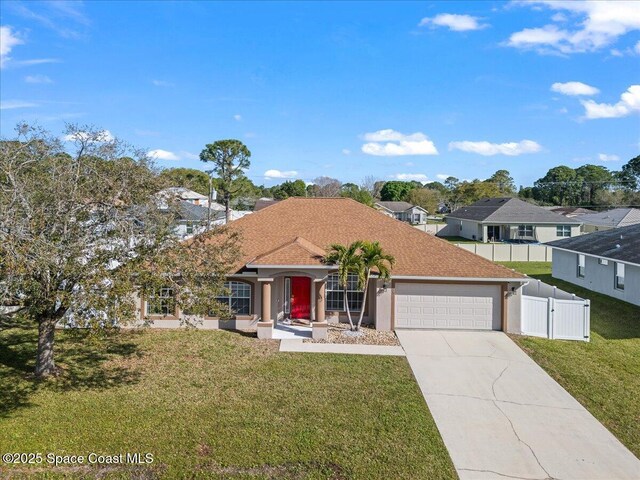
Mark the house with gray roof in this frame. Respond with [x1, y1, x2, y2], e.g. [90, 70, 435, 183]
[547, 224, 640, 306]
[578, 208, 640, 233]
[445, 197, 582, 243]
[374, 201, 428, 225]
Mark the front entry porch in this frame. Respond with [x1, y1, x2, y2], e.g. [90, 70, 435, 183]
[272, 323, 312, 340]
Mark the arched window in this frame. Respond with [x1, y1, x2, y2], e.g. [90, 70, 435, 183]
[216, 281, 251, 315]
[326, 273, 364, 312]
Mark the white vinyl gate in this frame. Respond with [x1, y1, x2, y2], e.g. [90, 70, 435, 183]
[521, 295, 590, 341]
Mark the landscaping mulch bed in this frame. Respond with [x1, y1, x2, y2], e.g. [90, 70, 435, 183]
[305, 323, 399, 346]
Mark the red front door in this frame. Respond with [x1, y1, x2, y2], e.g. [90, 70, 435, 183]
[290, 277, 311, 319]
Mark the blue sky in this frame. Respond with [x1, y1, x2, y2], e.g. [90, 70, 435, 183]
[1, 1, 639, 188]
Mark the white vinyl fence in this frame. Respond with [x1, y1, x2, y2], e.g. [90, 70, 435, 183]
[414, 224, 449, 235]
[454, 243, 553, 262]
[520, 280, 590, 342]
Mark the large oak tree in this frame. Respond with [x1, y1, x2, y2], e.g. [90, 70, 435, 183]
[0, 124, 239, 377]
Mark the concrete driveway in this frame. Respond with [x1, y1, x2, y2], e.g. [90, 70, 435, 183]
[397, 330, 640, 480]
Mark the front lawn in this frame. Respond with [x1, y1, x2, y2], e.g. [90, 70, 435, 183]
[499, 262, 640, 458]
[0, 321, 456, 479]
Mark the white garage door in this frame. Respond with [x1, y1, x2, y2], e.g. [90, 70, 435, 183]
[395, 283, 501, 330]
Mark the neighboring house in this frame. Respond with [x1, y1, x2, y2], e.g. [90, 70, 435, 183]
[136, 197, 528, 332]
[547, 224, 640, 306]
[578, 208, 640, 233]
[374, 201, 428, 225]
[254, 198, 280, 211]
[211, 209, 252, 226]
[160, 187, 220, 209]
[167, 201, 252, 238]
[548, 207, 596, 217]
[170, 200, 209, 238]
[445, 197, 582, 243]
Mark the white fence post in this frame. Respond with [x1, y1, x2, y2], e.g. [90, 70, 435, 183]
[548, 297, 555, 339]
[584, 299, 591, 341]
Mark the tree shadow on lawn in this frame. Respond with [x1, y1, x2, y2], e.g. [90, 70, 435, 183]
[0, 318, 143, 417]
[527, 273, 640, 341]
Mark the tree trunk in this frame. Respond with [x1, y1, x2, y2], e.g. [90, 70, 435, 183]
[356, 273, 370, 331]
[225, 193, 231, 224]
[35, 318, 57, 377]
[343, 287, 355, 330]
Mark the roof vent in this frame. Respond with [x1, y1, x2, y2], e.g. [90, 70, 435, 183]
[616, 244, 621, 249]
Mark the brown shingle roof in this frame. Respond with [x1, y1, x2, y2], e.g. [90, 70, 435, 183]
[250, 237, 326, 265]
[211, 198, 525, 279]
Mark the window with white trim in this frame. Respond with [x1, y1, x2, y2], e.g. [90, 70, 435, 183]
[146, 287, 175, 316]
[556, 225, 571, 237]
[577, 254, 585, 278]
[326, 273, 364, 312]
[598, 258, 608, 266]
[216, 281, 251, 315]
[518, 225, 534, 237]
[615, 263, 625, 290]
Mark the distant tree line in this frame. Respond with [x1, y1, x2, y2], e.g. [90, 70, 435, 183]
[160, 155, 639, 213]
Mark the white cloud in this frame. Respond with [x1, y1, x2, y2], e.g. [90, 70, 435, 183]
[361, 129, 438, 156]
[580, 85, 640, 119]
[0, 26, 23, 68]
[449, 139, 542, 156]
[598, 153, 620, 162]
[64, 130, 115, 143]
[264, 169, 298, 179]
[25, 74, 53, 84]
[551, 81, 599, 96]
[419, 14, 488, 31]
[390, 173, 430, 183]
[179, 151, 199, 160]
[233, 114, 242, 121]
[13, 58, 60, 67]
[610, 48, 623, 57]
[152, 79, 174, 87]
[0, 99, 38, 109]
[436, 173, 452, 180]
[507, 1, 640, 54]
[148, 149, 180, 161]
[341, 148, 351, 155]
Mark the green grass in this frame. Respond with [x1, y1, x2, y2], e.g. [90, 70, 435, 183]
[439, 236, 483, 244]
[0, 321, 456, 479]
[499, 261, 640, 458]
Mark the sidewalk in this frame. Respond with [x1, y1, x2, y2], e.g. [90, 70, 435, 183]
[279, 339, 405, 356]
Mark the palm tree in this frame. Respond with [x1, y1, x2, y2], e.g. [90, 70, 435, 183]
[355, 241, 395, 331]
[323, 241, 363, 331]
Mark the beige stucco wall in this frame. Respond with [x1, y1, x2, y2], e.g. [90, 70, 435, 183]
[505, 282, 524, 334]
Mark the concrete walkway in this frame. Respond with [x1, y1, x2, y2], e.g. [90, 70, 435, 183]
[396, 330, 640, 480]
[279, 339, 405, 356]
[272, 323, 312, 340]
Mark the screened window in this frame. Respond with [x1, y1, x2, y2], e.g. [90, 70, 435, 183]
[577, 254, 585, 278]
[216, 281, 251, 315]
[518, 225, 534, 237]
[146, 287, 175, 316]
[326, 273, 364, 312]
[615, 263, 625, 290]
[556, 225, 571, 237]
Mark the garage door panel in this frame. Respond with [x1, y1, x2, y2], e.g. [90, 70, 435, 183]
[395, 283, 501, 330]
